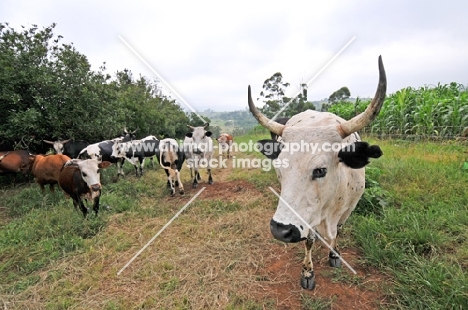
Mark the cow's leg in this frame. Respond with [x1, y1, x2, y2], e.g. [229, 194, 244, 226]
[163, 167, 175, 196]
[301, 234, 316, 290]
[92, 194, 101, 215]
[75, 197, 88, 218]
[192, 166, 199, 188]
[176, 169, 184, 195]
[326, 223, 341, 268]
[207, 154, 213, 184]
[140, 157, 145, 175]
[117, 159, 125, 177]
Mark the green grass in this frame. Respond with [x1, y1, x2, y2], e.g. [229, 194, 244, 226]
[0, 135, 467, 309]
[350, 138, 468, 309]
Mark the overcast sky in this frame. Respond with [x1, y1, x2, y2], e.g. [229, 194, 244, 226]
[2, 0, 467, 112]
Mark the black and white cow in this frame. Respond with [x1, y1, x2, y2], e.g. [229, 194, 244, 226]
[43, 139, 90, 159]
[157, 138, 185, 196]
[78, 129, 137, 176]
[249, 56, 387, 290]
[110, 135, 160, 177]
[185, 123, 214, 188]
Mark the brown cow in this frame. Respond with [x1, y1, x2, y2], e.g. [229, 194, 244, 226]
[31, 154, 71, 193]
[0, 150, 36, 184]
[58, 159, 111, 217]
[216, 133, 233, 158]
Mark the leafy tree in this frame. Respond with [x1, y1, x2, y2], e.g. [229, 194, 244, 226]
[259, 73, 315, 118]
[0, 23, 194, 151]
[328, 86, 351, 104]
[259, 72, 290, 117]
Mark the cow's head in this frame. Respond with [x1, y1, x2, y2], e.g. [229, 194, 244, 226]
[70, 159, 111, 199]
[249, 56, 387, 243]
[120, 128, 138, 142]
[43, 139, 71, 154]
[217, 133, 231, 144]
[186, 123, 212, 154]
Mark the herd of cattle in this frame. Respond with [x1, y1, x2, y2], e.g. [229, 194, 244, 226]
[1, 56, 387, 290]
[0, 126, 234, 217]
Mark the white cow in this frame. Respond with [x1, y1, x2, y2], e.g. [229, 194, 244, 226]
[185, 123, 214, 187]
[249, 56, 387, 290]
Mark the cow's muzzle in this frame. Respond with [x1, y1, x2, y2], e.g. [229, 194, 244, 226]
[91, 184, 101, 192]
[270, 219, 304, 243]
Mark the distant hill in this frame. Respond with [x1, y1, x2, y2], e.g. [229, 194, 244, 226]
[200, 109, 258, 133]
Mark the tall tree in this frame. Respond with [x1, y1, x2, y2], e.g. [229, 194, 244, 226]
[328, 86, 351, 104]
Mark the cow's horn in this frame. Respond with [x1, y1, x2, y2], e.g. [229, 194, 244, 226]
[43, 140, 54, 144]
[248, 86, 285, 136]
[187, 125, 194, 130]
[338, 56, 387, 138]
[204, 123, 209, 129]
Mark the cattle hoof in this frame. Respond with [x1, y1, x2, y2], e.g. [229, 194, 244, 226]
[179, 190, 184, 195]
[208, 180, 214, 185]
[192, 183, 198, 189]
[329, 251, 341, 268]
[300, 272, 316, 290]
[170, 191, 175, 197]
[329, 257, 341, 268]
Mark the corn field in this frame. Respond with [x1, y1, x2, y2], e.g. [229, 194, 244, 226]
[329, 82, 468, 139]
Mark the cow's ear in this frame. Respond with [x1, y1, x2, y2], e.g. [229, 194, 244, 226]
[205, 131, 212, 137]
[338, 141, 382, 169]
[99, 161, 112, 169]
[185, 133, 193, 138]
[257, 139, 283, 159]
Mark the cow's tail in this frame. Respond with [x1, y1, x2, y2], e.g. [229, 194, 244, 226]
[159, 141, 177, 179]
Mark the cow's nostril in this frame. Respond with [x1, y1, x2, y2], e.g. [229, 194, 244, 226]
[91, 185, 101, 192]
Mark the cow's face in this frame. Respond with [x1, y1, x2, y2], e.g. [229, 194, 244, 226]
[217, 134, 229, 144]
[249, 56, 387, 244]
[268, 125, 344, 242]
[44, 139, 70, 154]
[186, 124, 212, 155]
[76, 159, 111, 198]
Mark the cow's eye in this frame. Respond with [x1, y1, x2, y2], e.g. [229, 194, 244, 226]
[97, 169, 101, 174]
[312, 168, 327, 180]
[82, 172, 87, 177]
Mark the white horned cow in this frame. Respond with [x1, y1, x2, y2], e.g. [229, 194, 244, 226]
[185, 123, 214, 188]
[249, 56, 387, 290]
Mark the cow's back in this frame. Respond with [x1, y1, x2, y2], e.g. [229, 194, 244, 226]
[32, 154, 71, 185]
[0, 150, 35, 175]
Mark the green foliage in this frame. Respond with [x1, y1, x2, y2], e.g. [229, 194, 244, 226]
[0, 23, 191, 152]
[354, 166, 389, 217]
[258, 72, 315, 118]
[328, 86, 351, 103]
[330, 83, 468, 138]
[351, 140, 468, 309]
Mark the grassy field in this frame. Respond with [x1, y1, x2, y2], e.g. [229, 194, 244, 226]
[0, 134, 467, 309]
